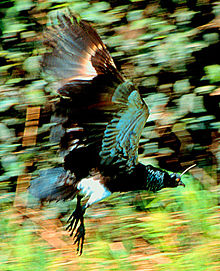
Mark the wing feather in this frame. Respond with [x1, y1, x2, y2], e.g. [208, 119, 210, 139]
[42, 10, 118, 92]
[100, 81, 149, 170]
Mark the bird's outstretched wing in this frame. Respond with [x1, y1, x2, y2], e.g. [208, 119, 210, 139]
[100, 81, 149, 170]
[42, 11, 149, 179]
[43, 11, 118, 88]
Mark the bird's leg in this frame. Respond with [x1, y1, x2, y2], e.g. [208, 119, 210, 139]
[67, 177, 112, 254]
[66, 195, 86, 255]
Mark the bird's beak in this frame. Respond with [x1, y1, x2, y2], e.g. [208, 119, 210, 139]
[178, 180, 185, 187]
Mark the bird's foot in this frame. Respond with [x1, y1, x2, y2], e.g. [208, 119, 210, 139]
[66, 202, 85, 255]
[73, 222, 85, 255]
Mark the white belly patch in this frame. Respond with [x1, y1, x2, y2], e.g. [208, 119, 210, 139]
[77, 176, 112, 207]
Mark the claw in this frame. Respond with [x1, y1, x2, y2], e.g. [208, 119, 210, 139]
[73, 223, 85, 255]
[66, 196, 86, 255]
[66, 214, 80, 236]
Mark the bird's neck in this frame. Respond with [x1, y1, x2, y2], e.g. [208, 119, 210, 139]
[113, 163, 169, 193]
[144, 165, 166, 192]
[102, 163, 173, 194]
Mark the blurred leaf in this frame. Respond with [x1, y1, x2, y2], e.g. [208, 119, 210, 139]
[1, 155, 24, 177]
[0, 123, 15, 142]
[203, 33, 219, 44]
[194, 85, 216, 94]
[0, 98, 19, 112]
[14, 0, 34, 11]
[174, 79, 190, 94]
[204, 64, 220, 83]
[23, 56, 41, 74]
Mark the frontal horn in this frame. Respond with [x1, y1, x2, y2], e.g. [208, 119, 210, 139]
[180, 164, 196, 177]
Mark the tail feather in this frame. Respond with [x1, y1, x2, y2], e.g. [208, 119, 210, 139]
[29, 168, 77, 202]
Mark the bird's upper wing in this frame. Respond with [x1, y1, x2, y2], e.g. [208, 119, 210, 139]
[42, 11, 149, 177]
[43, 11, 118, 88]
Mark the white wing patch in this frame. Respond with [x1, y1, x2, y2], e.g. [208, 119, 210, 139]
[77, 176, 111, 207]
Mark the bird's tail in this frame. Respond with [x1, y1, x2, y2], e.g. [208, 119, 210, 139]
[29, 167, 77, 202]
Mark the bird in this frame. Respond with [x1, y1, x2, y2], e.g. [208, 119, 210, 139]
[29, 11, 191, 255]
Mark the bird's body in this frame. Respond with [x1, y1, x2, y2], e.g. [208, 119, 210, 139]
[29, 11, 186, 254]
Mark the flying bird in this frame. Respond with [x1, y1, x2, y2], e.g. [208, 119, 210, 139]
[29, 11, 190, 255]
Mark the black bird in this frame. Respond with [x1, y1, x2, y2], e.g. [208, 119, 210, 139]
[29, 11, 188, 255]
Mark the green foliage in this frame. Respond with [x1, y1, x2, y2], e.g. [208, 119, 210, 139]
[82, 176, 219, 270]
[204, 65, 220, 83]
[1, 0, 219, 178]
[0, 196, 61, 271]
[0, 0, 219, 270]
[1, 179, 219, 270]
[58, 175, 219, 270]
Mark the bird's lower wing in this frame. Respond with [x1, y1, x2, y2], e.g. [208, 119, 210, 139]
[100, 81, 149, 171]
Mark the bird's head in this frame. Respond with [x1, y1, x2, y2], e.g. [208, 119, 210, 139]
[165, 164, 196, 188]
[167, 173, 185, 187]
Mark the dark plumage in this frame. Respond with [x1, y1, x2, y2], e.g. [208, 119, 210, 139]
[29, 11, 187, 254]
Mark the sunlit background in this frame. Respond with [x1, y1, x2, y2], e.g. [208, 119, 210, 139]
[0, 0, 219, 270]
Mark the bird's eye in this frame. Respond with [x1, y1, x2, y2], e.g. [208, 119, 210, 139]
[176, 178, 180, 182]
